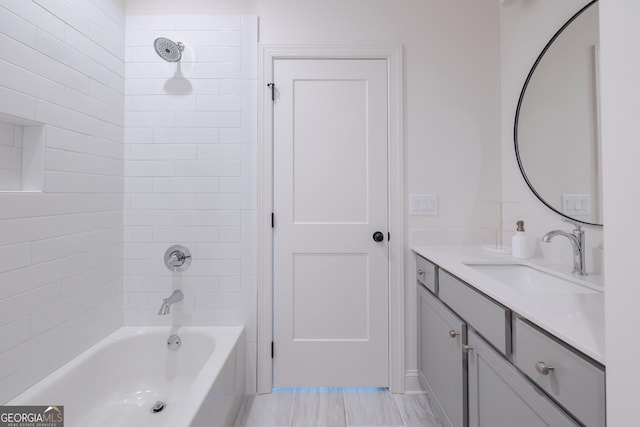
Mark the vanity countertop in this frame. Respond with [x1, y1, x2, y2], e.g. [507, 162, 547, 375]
[412, 246, 605, 365]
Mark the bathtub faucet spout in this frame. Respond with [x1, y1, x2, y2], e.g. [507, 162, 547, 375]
[158, 290, 184, 315]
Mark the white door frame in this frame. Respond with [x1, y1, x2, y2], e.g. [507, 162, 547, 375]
[257, 44, 405, 394]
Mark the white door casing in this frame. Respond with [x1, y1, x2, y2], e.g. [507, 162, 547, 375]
[272, 58, 389, 387]
[257, 45, 404, 393]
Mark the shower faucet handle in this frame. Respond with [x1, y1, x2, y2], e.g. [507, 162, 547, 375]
[167, 250, 189, 265]
[164, 245, 192, 272]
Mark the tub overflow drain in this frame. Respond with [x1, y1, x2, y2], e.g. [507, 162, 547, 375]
[167, 334, 181, 350]
[151, 401, 166, 413]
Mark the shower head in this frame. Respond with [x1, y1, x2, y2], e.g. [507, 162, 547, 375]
[154, 37, 184, 62]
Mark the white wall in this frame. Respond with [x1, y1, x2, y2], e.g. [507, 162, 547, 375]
[123, 15, 257, 325]
[128, 0, 502, 390]
[0, 0, 124, 403]
[0, 123, 23, 190]
[500, 0, 604, 266]
[126, 0, 503, 230]
[123, 14, 258, 391]
[599, 0, 640, 424]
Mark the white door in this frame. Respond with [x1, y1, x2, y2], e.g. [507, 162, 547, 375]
[272, 58, 389, 387]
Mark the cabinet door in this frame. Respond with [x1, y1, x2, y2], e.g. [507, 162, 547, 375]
[418, 285, 465, 427]
[467, 331, 579, 427]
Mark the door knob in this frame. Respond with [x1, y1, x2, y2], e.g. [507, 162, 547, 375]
[372, 231, 384, 242]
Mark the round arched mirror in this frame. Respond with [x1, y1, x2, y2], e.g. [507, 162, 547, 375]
[515, 0, 602, 226]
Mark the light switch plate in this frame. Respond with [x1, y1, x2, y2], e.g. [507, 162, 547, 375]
[561, 194, 591, 216]
[409, 194, 438, 216]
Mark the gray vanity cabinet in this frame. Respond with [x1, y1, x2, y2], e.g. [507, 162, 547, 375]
[467, 330, 579, 427]
[417, 283, 465, 427]
[415, 253, 602, 427]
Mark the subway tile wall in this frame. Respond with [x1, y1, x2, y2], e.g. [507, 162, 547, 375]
[0, 123, 22, 190]
[123, 16, 258, 391]
[0, 0, 125, 403]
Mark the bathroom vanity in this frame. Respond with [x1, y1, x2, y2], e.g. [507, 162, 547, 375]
[415, 3, 606, 425]
[414, 246, 605, 427]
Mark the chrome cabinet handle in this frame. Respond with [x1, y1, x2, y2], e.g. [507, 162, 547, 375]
[535, 361, 554, 375]
[449, 330, 460, 338]
[417, 269, 425, 276]
[463, 345, 473, 353]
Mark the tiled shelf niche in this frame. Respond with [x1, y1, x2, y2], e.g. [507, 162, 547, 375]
[0, 114, 44, 192]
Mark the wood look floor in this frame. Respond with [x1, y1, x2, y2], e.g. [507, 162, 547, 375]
[233, 388, 440, 427]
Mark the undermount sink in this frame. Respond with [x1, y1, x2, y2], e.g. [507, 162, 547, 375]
[464, 263, 600, 295]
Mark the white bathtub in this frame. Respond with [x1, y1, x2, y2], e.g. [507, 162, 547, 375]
[9, 326, 245, 427]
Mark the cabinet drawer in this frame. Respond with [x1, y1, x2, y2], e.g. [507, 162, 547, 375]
[438, 270, 509, 354]
[416, 255, 437, 293]
[514, 318, 605, 427]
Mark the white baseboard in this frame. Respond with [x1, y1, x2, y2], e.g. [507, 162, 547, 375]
[404, 369, 425, 393]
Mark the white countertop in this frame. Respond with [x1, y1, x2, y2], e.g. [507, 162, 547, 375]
[412, 246, 605, 365]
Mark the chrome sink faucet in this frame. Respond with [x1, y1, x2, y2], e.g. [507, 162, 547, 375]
[541, 218, 587, 276]
[158, 290, 184, 315]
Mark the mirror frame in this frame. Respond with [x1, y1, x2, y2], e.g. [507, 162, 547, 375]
[514, 0, 602, 226]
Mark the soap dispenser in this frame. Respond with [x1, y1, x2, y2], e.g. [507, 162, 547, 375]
[512, 220, 531, 259]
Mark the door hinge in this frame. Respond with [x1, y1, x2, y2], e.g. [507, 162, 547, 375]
[271, 212, 275, 228]
[267, 83, 275, 101]
[271, 341, 274, 358]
